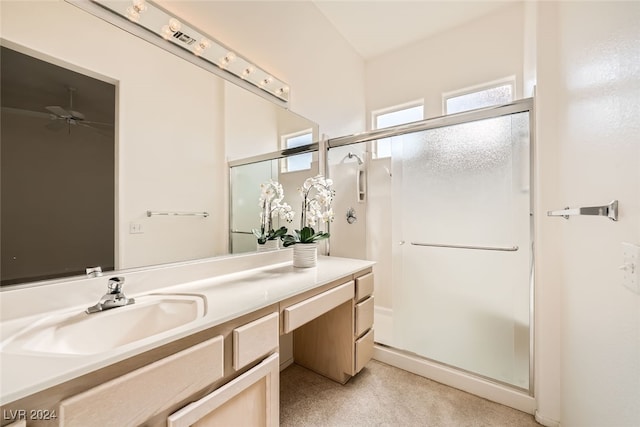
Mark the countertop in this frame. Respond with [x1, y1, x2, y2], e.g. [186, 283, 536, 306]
[0, 253, 374, 405]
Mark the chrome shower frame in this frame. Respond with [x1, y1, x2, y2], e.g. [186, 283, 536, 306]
[324, 97, 536, 398]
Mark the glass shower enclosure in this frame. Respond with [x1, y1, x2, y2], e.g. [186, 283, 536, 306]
[327, 99, 533, 392]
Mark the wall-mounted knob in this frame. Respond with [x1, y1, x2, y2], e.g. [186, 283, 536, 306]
[346, 207, 357, 224]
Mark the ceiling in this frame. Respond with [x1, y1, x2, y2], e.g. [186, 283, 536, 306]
[311, 1, 516, 60]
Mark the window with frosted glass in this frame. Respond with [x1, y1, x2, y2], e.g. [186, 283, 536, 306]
[373, 104, 423, 158]
[444, 83, 513, 115]
[282, 131, 312, 172]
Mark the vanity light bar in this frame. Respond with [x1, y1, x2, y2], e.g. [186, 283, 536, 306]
[67, 0, 290, 105]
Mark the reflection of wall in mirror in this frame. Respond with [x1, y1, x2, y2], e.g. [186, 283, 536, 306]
[0, 0, 227, 278]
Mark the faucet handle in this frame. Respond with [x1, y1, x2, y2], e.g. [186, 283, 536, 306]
[108, 277, 125, 294]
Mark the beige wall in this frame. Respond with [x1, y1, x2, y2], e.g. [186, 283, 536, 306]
[157, 0, 367, 141]
[366, 3, 525, 121]
[535, 2, 640, 426]
[1, 1, 227, 270]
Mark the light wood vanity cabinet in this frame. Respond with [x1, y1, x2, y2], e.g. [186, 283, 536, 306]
[58, 336, 225, 427]
[285, 269, 374, 384]
[354, 272, 375, 374]
[57, 310, 280, 427]
[1, 266, 373, 427]
[167, 353, 279, 427]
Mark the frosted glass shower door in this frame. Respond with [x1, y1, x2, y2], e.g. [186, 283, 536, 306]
[392, 112, 531, 389]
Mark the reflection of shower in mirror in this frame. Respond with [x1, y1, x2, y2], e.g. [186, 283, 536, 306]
[347, 152, 364, 165]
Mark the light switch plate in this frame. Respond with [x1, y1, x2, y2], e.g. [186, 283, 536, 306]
[621, 242, 639, 294]
[129, 222, 144, 234]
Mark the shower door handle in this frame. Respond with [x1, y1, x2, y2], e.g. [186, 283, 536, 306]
[547, 200, 618, 221]
[410, 242, 518, 252]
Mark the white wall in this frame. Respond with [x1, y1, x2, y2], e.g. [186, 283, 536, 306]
[1, 1, 227, 269]
[366, 3, 524, 121]
[535, 2, 640, 426]
[157, 0, 366, 142]
[224, 83, 279, 161]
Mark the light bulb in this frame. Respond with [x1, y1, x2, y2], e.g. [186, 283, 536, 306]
[277, 86, 290, 96]
[193, 39, 211, 56]
[259, 76, 273, 87]
[132, 0, 147, 13]
[168, 18, 181, 33]
[222, 52, 236, 64]
[161, 25, 172, 40]
[126, 6, 140, 22]
[219, 52, 237, 68]
[241, 66, 255, 79]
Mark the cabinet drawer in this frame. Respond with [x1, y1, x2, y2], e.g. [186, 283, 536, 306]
[355, 296, 374, 337]
[168, 353, 279, 427]
[59, 336, 224, 427]
[355, 273, 374, 302]
[233, 312, 279, 370]
[354, 328, 374, 374]
[283, 281, 354, 334]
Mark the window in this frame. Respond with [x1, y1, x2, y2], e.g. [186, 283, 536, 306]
[372, 102, 424, 158]
[443, 78, 515, 115]
[281, 130, 313, 172]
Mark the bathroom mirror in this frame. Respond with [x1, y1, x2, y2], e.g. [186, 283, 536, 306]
[0, 1, 318, 287]
[229, 152, 320, 255]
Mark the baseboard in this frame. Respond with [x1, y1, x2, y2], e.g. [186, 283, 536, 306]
[280, 356, 294, 371]
[373, 344, 536, 415]
[535, 410, 561, 427]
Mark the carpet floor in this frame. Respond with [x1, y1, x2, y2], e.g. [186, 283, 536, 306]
[280, 360, 541, 427]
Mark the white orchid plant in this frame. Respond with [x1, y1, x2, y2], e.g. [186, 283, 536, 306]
[252, 180, 295, 244]
[283, 175, 335, 247]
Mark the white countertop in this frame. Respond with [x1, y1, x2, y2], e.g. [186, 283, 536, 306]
[0, 253, 374, 405]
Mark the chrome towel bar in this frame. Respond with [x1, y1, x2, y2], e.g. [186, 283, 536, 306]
[147, 211, 209, 217]
[547, 200, 618, 221]
[410, 242, 519, 252]
[231, 230, 254, 235]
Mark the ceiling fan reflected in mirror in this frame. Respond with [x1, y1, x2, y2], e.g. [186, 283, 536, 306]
[44, 86, 113, 135]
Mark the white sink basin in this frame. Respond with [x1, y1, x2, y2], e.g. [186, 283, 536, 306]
[1, 294, 206, 356]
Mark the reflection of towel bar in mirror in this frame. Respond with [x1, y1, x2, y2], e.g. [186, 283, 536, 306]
[231, 230, 254, 235]
[547, 200, 618, 221]
[410, 242, 519, 252]
[147, 211, 209, 218]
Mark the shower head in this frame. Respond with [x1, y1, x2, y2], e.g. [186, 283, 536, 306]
[347, 152, 364, 165]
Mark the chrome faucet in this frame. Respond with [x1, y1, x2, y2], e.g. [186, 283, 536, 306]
[86, 276, 135, 314]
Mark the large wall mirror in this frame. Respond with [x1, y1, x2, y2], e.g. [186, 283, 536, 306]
[0, 1, 318, 287]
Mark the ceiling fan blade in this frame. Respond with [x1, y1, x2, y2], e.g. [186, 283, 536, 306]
[2, 106, 54, 120]
[45, 105, 72, 118]
[79, 122, 113, 137]
[82, 119, 114, 127]
[68, 110, 86, 120]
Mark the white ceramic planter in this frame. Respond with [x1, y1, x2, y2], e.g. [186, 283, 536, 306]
[292, 243, 318, 268]
[257, 239, 280, 252]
